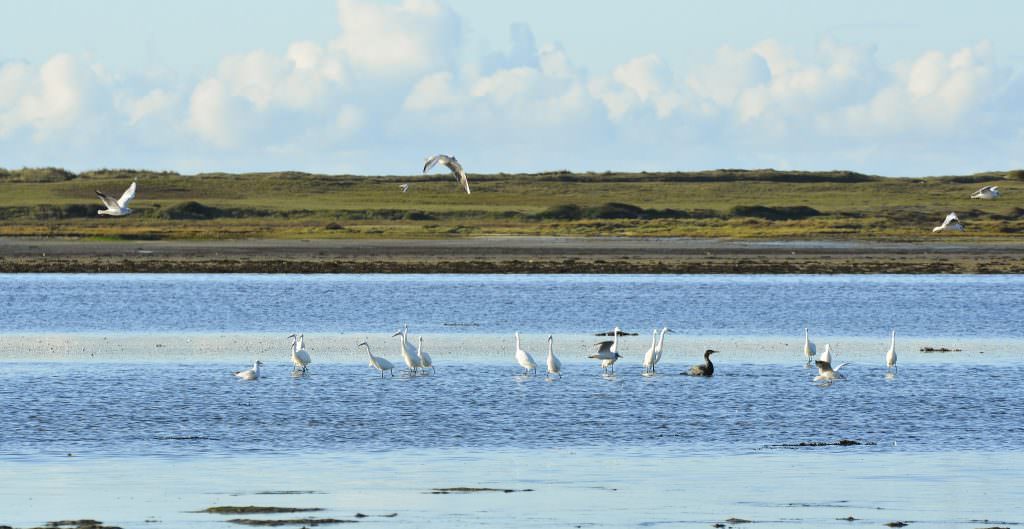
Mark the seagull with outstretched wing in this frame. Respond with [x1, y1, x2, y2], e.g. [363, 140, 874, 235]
[932, 212, 964, 233]
[96, 180, 137, 216]
[423, 154, 471, 194]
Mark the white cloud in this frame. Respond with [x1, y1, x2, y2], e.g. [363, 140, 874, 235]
[404, 71, 460, 111]
[0, 53, 99, 140]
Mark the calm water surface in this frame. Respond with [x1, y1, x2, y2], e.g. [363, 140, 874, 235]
[1, 274, 1022, 528]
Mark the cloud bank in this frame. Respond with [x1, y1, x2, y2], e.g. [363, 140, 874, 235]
[1, 0, 1021, 175]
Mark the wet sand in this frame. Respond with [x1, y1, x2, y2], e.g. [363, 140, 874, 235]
[3, 236, 1024, 273]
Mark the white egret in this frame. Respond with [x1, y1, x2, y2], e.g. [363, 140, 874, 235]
[683, 350, 718, 377]
[652, 327, 672, 371]
[970, 185, 1000, 199]
[514, 331, 537, 375]
[95, 180, 137, 216]
[392, 328, 422, 374]
[423, 154, 471, 194]
[358, 340, 394, 378]
[417, 336, 435, 374]
[803, 328, 817, 366]
[641, 329, 658, 374]
[885, 329, 897, 373]
[234, 360, 263, 380]
[545, 335, 562, 379]
[814, 359, 850, 381]
[933, 212, 964, 232]
[819, 343, 835, 365]
[288, 334, 312, 372]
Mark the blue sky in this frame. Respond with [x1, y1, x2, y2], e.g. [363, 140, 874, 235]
[1, 0, 1023, 176]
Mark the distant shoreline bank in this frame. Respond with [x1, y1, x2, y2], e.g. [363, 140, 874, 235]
[2, 236, 1024, 273]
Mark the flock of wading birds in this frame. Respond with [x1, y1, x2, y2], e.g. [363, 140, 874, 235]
[94, 155, 999, 233]
[232, 325, 899, 384]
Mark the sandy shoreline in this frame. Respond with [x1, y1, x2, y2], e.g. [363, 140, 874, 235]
[3, 236, 1024, 273]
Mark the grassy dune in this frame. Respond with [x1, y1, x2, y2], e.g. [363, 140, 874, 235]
[1, 167, 1022, 240]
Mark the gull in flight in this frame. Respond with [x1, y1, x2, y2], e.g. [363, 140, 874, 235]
[590, 326, 624, 373]
[358, 340, 394, 378]
[423, 154, 471, 194]
[683, 349, 718, 377]
[970, 185, 1000, 199]
[234, 360, 263, 381]
[814, 359, 850, 381]
[933, 212, 964, 233]
[514, 331, 537, 375]
[399, 183, 409, 193]
[95, 180, 137, 216]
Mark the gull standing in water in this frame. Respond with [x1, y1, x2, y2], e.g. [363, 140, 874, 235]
[234, 360, 263, 380]
[423, 154, 471, 194]
[683, 350, 718, 377]
[514, 332, 537, 375]
[417, 336, 435, 374]
[590, 326, 624, 373]
[814, 359, 850, 381]
[970, 185, 1000, 199]
[545, 335, 562, 379]
[641, 329, 659, 374]
[803, 328, 817, 366]
[95, 180, 137, 216]
[358, 340, 394, 378]
[933, 212, 964, 232]
[885, 329, 898, 373]
[288, 334, 312, 372]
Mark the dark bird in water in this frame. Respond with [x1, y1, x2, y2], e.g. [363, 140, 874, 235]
[683, 349, 718, 377]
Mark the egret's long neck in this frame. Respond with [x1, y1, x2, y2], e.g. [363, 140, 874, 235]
[612, 331, 618, 351]
[547, 340, 553, 358]
[418, 337, 424, 353]
[515, 333, 521, 350]
[657, 328, 667, 349]
[650, 330, 658, 349]
[890, 330, 896, 349]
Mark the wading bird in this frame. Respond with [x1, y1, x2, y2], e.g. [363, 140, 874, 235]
[933, 212, 964, 232]
[546, 335, 562, 379]
[358, 340, 394, 378]
[803, 328, 817, 366]
[970, 185, 1000, 199]
[417, 336, 435, 374]
[514, 331, 537, 375]
[234, 360, 263, 380]
[95, 180, 137, 216]
[683, 349, 718, 377]
[288, 334, 311, 372]
[392, 328, 422, 374]
[885, 329, 897, 373]
[423, 154, 471, 194]
[652, 327, 672, 371]
[641, 329, 659, 374]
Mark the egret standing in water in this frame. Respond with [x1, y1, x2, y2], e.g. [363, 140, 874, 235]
[641, 329, 658, 374]
[514, 332, 537, 375]
[683, 350, 718, 377]
[819, 343, 835, 365]
[417, 336, 435, 374]
[885, 329, 897, 373]
[358, 340, 394, 378]
[814, 359, 850, 381]
[288, 334, 312, 372]
[234, 360, 263, 380]
[652, 327, 672, 371]
[590, 326, 624, 373]
[803, 328, 817, 366]
[392, 328, 422, 374]
[545, 335, 562, 379]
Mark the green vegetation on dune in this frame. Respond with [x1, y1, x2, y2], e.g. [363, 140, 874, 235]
[1, 167, 1022, 240]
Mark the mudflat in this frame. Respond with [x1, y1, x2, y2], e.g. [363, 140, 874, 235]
[3, 236, 1023, 273]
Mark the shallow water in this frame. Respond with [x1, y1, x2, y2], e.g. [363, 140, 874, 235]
[1, 274, 1022, 527]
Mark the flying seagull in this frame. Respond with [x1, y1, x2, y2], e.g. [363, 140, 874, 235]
[399, 183, 409, 193]
[423, 154, 471, 194]
[95, 180, 137, 216]
[970, 185, 1000, 199]
[932, 212, 964, 233]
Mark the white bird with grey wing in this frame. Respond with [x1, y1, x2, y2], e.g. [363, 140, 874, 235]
[423, 154, 471, 194]
[933, 212, 964, 232]
[970, 185, 999, 199]
[95, 180, 137, 216]
[814, 359, 850, 381]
